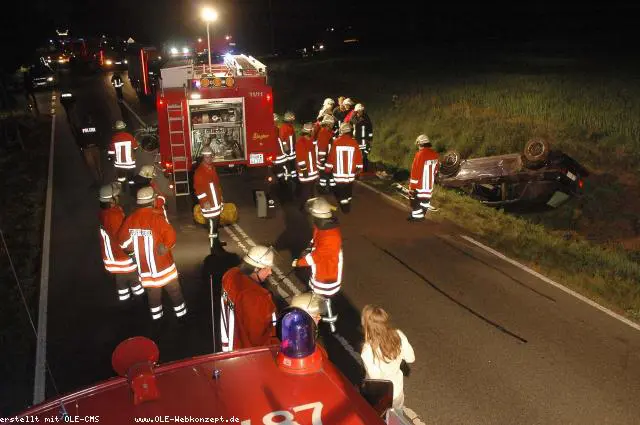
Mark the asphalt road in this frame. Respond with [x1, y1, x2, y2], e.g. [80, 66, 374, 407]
[13, 68, 640, 423]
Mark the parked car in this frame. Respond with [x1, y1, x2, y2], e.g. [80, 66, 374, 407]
[30, 61, 57, 89]
[437, 139, 589, 208]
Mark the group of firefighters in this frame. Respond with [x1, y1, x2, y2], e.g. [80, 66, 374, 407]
[96, 92, 440, 353]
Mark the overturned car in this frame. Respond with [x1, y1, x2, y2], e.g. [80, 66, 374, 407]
[436, 139, 589, 208]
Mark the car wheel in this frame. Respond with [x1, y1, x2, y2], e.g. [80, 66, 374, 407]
[524, 138, 550, 166]
[439, 150, 462, 177]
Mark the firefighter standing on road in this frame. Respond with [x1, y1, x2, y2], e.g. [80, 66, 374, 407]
[131, 165, 169, 222]
[111, 72, 125, 102]
[98, 183, 144, 302]
[193, 147, 226, 253]
[325, 122, 363, 214]
[279, 111, 297, 185]
[220, 245, 279, 352]
[118, 187, 187, 320]
[291, 197, 343, 332]
[108, 120, 139, 188]
[316, 115, 335, 193]
[295, 123, 319, 210]
[350, 104, 374, 172]
[273, 111, 295, 188]
[408, 134, 440, 222]
[332, 96, 347, 130]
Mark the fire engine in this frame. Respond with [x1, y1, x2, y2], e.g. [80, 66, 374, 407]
[16, 309, 411, 424]
[156, 54, 278, 196]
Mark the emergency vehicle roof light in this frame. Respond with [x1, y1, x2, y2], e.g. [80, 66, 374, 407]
[280, 308, 316, 358]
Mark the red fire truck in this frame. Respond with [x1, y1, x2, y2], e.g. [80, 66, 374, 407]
[156, 54, 278, 196]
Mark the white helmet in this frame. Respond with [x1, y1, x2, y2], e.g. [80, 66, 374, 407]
[415, 134, 431, 146]
[323, 98, 335, 107]
[339, 122, 352, 135]
[243, 245, 274, 269]
[114, 120, 126, 130]
[354, 103, 364, 112]
[283, 111, 295, 122]
[321, 115, 335, 126]
[99, 182, 121, 202]
[136, 186, 156, 205]
[138, 165, 156, 179]
[201, 146, 214, 156]
[301, 122, 313, 134]
[273, 113, 280, 122]
[343, 98, 354, 107]
[290, 292, 326, 317]
[306, 197, 335, 218]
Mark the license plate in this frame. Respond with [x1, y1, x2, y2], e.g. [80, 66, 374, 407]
[250, 153, 264, 165]
[566, 171, 577, 181]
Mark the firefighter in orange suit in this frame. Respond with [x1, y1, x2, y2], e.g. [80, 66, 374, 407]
[279, 111, 297, 184]
[408, 134, 440, 221]
[316, 115, 335, 193]
[325, 122, 363, 213]
[193, 146, 225, 253]
[291, 197, 343, 332]
[220, 245, 278, 352]
[108, 120, 139, 188]
[118, 187, 187, 320]
[98, 183, 143, 302]
[295, 122, 319, 210]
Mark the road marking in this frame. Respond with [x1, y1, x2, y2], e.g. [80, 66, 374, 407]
[34, 94, 57, 404]
[334, 333, 363, 365]
[121, 100, 147, 127]
[460, 235, 640, 332]
[355, 180, 411, 212]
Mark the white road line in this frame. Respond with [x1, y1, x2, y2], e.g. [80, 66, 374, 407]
[334, 333, 363, 365]
[121, 100, 147, 127]
[460, 235, 640, 332]
[355, 180, 411, 212]
[34, 95, 57, 404]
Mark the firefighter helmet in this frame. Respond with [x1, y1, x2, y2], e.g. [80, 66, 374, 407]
[323, 98, 335, 107]
[201, 146, 214, 156]
[136, 186, 156, 205]
[321, 115, 335, 126]
[283, 111, 295, 122]
[290, 292, 327, 317]
[306, 197, 336, 218]
[354, 103, 365, 112]
[138, 165, 156, 179]
[273, 113, 280, 122]
[99, 182, 121, 202]
[343, 98, 354, 107]
[193, 204, 207, 225]
[243, 245, 274, 269]
[114, 120, 126, 131]
[220, 202, 238, 226]
[302, 122, 313, 134]
[415, 134, 431, 146]
[339, 122, 352, 135]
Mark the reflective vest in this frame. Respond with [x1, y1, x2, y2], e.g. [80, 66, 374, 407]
[409, 147, 439, 197]
[118, 207, 178, 287]
[98, 206, 137, 274]
[220, 267, 277, 352]
[296, 221, 343, 297]
[295, 135, 319, 182]
[111, 76, 124, 88]
[277, 123, 296, 163]
[325, 134, 363, 183]
[109, 131, 138, 169]
[316, 126, 333, 170]
[193, 162, 223, 218]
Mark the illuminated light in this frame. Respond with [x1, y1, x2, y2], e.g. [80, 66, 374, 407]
[579, 180, 584, 189]
[191, 93, 201, 99]
[200, 78, 209, 87]
[159, 99, 164, 105]
[212, 78, 222, 87]
[266, 93, 272, 102]
[343, 38, 358, 43]
[225, 35, 230, 41]
[157, 56, 162, 60]
[61, 93, 72, 98]
[267, 176, 273, 182]
[124, 59, 128, 64]
[198, 38, 203, 42]
[319, 44, 324, 50]
[170, 47, 178, 55]
[182, 47, 189, 54]
[105, 59, 113, 66]
[141, 49, 148, 95]
[202, 7, 218, 22]
[225, 77, 234, 87]
[223, 53, 233, 63]
[47, 77, 54, 82]
[169, 184, 174, 189]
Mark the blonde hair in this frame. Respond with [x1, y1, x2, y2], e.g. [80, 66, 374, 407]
[362, 305, 401, 363]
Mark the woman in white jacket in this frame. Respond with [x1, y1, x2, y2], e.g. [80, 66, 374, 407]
[361, 305, 416, 410]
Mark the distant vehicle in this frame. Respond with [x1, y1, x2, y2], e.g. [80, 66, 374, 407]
[126, 45, 161, 98]
[437, 139, 589, 208]
[30, 62, 57, 89]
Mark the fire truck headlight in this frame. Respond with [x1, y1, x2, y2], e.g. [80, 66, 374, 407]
[124, 59, 128, 64]
[170, 47, 178, 55]
[191, 93, 201, 100]
[47, 77, 54, 82]
[105, 59, 113, 66]
[182, 47, 190, 54]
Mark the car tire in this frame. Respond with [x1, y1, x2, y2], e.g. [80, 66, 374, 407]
[439, 150, 462, 177]
[523, 138, 550, 167]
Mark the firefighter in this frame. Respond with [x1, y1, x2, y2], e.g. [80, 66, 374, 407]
[291, 197, 342, 332]
[295, 122, 319, 210]
[332, 96, 347, 127]
[316, 115, 335, 193]
[325, 122, 363, 214]
[193, 146, 226, 253]
[316, 98, 335, 121]
[131, 165, 169, 222]
[118, 187, 187, 320]
[342, 98, 356, 124]
[280, 111, 297, 185]
[408, 134, 440, 221]
[350, 103, 374, 172]
[111, 72, 125, 102]
[290, 292, 326, 326]
[273, 111, 293, 188]
[76, 113, 104, 185]
[266, 113, 281, 211]
[108, 120, 139, 188]
[220, 245, 278, 352]
[98, 183, 143, 302]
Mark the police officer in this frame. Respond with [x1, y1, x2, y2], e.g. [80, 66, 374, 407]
[76, 113, 104, 185]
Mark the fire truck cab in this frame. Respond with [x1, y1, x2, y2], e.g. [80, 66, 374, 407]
[157, 54, 277, 196]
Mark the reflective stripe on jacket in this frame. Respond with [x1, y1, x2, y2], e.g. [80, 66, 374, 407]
[295, 135, 319, 182]
[194, 162, 223, 218]
[99, 205, 136, 274]
[325, 134, 363, 183]
[297, 223, 343, 297]
[409, 147, 439, 196]
[109, 131, 138, 169]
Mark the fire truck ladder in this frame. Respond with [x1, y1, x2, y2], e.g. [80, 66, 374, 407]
[167, 103, 191, 196]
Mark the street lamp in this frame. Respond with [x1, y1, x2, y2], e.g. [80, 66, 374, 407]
[201, 6, 218, 68]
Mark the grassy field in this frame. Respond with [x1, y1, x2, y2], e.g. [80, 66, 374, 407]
[266, 49, 640, 320]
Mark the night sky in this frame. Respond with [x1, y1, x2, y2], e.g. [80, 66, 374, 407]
[2, 1, 639, 71]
